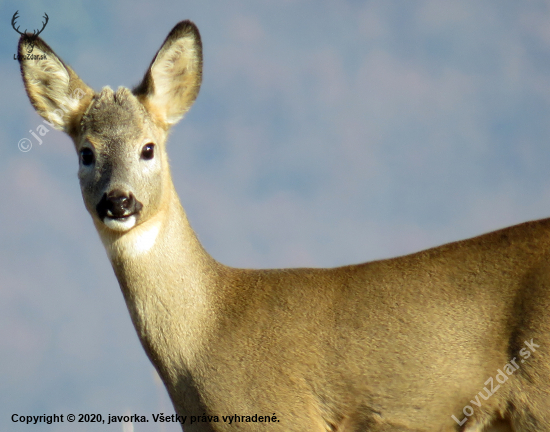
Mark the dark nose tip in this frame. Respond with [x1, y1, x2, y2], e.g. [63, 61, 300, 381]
[96, 190, 143, 219]
[108, 192, 132, 217]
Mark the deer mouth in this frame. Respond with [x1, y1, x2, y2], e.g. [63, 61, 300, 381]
[96, 191, 143, 232]
[103, 214, 139, 231]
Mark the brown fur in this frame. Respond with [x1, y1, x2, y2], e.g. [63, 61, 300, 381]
[18, 21, 549, 431]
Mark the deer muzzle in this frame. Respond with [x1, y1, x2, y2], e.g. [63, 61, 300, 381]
[96, 190, 143, 232]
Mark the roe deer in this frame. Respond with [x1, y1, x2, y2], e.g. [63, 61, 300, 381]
[18, 20, 549, 432]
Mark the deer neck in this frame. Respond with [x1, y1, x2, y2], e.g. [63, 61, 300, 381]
[93, 181, 223, 378]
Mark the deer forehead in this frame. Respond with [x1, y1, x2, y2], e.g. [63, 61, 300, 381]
[80, 86, 156, 151]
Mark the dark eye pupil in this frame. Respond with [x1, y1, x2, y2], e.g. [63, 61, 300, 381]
[81, 148, 94, 165]
[142, 143, 155, 160]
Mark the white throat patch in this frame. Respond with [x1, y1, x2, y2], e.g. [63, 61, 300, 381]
[100, 220, 161, 259]
[130, 222, 160, 255]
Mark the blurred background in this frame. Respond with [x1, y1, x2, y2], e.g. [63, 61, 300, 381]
[1, 1, 550, 431]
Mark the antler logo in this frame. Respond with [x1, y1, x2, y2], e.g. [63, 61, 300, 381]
[12, 11, 49, 54]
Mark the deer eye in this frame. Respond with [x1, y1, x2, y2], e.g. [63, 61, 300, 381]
[80, 148, 95, 166]
[141, 143, 155, 160]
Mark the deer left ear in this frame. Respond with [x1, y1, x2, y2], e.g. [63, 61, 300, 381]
[133, 20, 202, 127]
[18, 35, 93, 135]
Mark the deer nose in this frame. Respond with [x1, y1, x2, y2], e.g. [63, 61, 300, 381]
[108, 193, 132, 218]
[96, 190, 143, 220]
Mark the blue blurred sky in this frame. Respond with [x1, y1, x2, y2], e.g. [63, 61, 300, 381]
[1, 1, 550, 431]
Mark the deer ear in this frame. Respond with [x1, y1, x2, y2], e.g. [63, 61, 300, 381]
[18, 36, 93, 135]
[134, 20, 202, 127]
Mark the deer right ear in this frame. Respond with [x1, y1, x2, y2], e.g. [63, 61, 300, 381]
[134, 20, 203, 128]
[18, 36, 93, 135]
